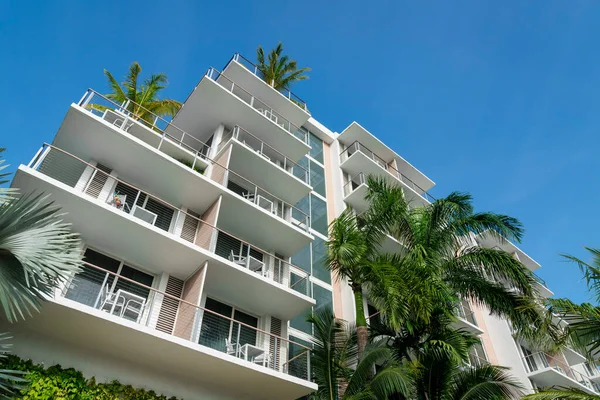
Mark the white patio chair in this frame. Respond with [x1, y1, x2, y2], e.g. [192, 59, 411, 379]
[98, 283, 124, 315]
[122, 297, 146, 323]
[225, 339, 239, 357]
[252, 351, 271, 367]
[229, 250, 247, 267]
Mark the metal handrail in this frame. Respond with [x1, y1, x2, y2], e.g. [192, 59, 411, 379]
[216, 125, 308, 183]
[66, 261, 312, 380]
[79, 89, 211, 157]
[231, 53, 308, 110]
[29, 144, 311, 293]
[523, 352, 595, 387]
[343, 172, 366, 197]
[76, 93, 310, 230]
[340, 141, 435, 202]
[205, 67, 307, 143]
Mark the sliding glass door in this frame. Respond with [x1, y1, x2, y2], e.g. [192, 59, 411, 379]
[199, 298, 258, 353]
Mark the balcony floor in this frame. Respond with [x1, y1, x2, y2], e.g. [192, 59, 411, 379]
[2, 300, 317, 400]
[12, 167, 313, 320]
[452, 318, 484, 335]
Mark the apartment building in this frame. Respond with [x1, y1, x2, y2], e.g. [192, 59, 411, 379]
[2, 53, 596, 398]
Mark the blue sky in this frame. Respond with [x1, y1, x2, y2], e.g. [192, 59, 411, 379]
[1, 1, 598, 302]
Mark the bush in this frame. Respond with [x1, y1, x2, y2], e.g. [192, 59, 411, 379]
[1, 355, 181, 400]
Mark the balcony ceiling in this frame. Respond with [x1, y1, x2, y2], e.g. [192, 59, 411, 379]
[528, 368, 596, 395]
[170, 78, 310, 162]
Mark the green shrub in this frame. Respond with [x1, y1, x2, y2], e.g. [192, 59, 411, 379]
[1, 355, 181, 400]
[175, 158, 204, 174]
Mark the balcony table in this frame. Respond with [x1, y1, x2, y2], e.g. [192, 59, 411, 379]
[240, 343, 267, 366]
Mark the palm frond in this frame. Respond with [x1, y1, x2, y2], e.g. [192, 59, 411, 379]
[0, 333, 27, 397]
[521, 388, 600, 400]
[0, 193, 82, 322]
[447, 365, 524, 400]
[103, 69, 127, 103]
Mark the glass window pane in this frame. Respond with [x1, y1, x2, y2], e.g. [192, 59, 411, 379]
[309, 133, 324, 163]
[232, 310, 258, 347]
[200, 298, 233, 351]
[309, 161, 326, 197]
[113, 265, 153, 300]
[313, 284, 333, 314]
[310, 195, 328, 236]
[291, 243, 311, 274]
[64, 249, 120, 307]
[293, 195, 310, 224]
[290, 311, 312, 334]
[311, 237, 331, 284]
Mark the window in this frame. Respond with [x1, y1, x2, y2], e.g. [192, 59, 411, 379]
[199, 298, 258, 353]
[291, 243, 311, 274]
[311, 236, 330, 284]
[64, 249, 154, 322]
[311, 195, 328, 236]
[309, 133, 324, 163]
[290, 282, 333, 334]
[309, 161, 326, 197]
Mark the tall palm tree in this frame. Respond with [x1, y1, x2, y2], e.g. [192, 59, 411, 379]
[325, 176, 408, 358]
[256, 42, 310, 90]
[363, 177, 562, 348]
[99, 62, 181, 124]
[308, 309, 412, 400]
[547, 248, 600, 357]
[0, 148, 83, 396]
[372, 307, 523, 400]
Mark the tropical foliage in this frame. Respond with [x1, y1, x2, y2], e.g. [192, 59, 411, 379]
[97, 62, 181, 124]
[0, 148, 83, 397]
[256, 42, 310, 90]
[0, 355, 180, 399]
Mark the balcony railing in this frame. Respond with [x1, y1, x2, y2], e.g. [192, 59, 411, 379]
[59, 260, 312, 381]
[217, 125, 308, 183]
[79, 89, 211, 171]
[27, 144, 311, 296]
[343, 172, 366, 197]
[75, 91, 310, 231]
[455, 301, 478, 327]
[205, 67, 307, 143]
[231, 53, 308, 111]
[523, 351, 596, 391]
[468, 354, 490, 368]
[340, 141, 435, 203]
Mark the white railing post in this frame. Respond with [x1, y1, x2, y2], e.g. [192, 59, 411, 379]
[29, 145, 47, 168]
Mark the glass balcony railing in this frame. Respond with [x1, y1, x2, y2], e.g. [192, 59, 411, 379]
[340, 141, 435, 203]
[59, 260, 312, 381]
[343, 172, 366, 197]
[217, 125, 308, 183]
[455, 301, 478, 327]
[205, 67, 308, 143]
[27, 144, 311, 296]
[230, 53, 308, 111]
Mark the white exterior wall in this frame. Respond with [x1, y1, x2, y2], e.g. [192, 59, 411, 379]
[10, 330, 236, 400]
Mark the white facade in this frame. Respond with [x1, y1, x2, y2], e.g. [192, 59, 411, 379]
[2, 53, 594, 398]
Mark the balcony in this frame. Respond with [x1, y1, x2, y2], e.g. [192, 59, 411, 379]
[14, 145, 314, 320]
[7, 261, 317, 400]
[453, 300, 484, 335]
[215, 125, 311, 205]
[53, 102, 312, 255]
[223, 53, 310, 121]
[522, 352, 597, 394]
[340, 143, 434, 209]
[475, 232, 541, 272]
[170, 67, 310, 162]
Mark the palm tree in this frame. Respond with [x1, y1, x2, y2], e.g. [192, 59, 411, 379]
[0, 148, 83, 396]
[98, 62, 181, 124]
[325, 176, 408, 358]
[522, 389, 600, 400]
[372, 307, 523, 399]
[256, 43, 310, 90]
[362, 177, 562, 348]
[308, 309, 412, 400]
[547, 248, 600, 358]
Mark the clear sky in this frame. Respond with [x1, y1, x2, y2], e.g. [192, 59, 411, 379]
[1, 1, 598, 303]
